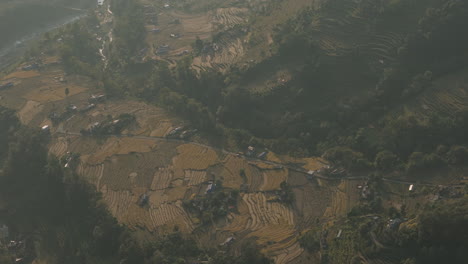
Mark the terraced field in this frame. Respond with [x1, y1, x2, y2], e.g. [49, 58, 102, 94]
[260, 169, 288, 191]
[414, 68, 468, 117]
[192, 37, 246, 72]
[77, 162, 105, 188]
[212, 7, 248, 29]
[184, 169, 207, 186]
[242, 192, 294, 230]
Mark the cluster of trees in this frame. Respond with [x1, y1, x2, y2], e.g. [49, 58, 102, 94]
[321, 108, 468, 175]
[108, 0, 146, 67]
[0, 109, 125, 263]
[60, 15, 102, 78]
[80, 113, 136, 136]
[335, 183, 467, 264]
[183, 182, 238, 225]
[298, 228, 321, 253]
[387, 198, 468, 264]
[278, 181, 295, 204]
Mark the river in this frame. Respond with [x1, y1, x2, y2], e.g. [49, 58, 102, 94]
[0, 9, 88, 71]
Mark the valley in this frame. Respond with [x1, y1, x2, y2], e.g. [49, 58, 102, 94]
[0, 0, 467, 263]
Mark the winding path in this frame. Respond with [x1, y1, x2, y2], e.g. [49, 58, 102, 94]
[53, 130, 459, 188]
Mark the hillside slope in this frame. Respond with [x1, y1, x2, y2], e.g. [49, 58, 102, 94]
[0, 0, 467, 263]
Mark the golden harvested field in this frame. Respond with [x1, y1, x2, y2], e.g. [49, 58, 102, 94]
[260, 169, 288, 191]
[24, 83, 88, 103]
[165, 185, 188, 201]
[218, 155, 248, 188]
[148, 201, 194, 233]
[48, 137, 69, 157]
[246, 165, 264, 191]
[17, 100, 43, 124]
[248, 224, 296, 246]
[174, 11, 213, 40]
[291, 176, 333, 227]
[266, 152, 283, 163]
[149, 190, 169, 207]
[242, 193, 295, 231]
[184, 170, 207, 186]
[192, 38, 245, 72]
[42, 56, 61, 65]
[84, 100, 181, 137]
[151, 167, 174, 190]
[83, 137, 157, 164]
[67, 137, 102, 156]
[299, 157, 329, 171]
[323, 180, 359, 218]
[249, 160, 278, 170]
[212, 8, 248, 29]
[173, 144, 219, 171]
[2, 70, 40, 80]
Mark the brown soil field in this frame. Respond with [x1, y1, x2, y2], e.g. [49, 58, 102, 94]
[192, 38, 245, 72]
[67, 136, 102, 156]
[42, 56, 61, 65]
[260, 169, 288, 191]
[2, 70, 40, 80]
[298, 157, 329, 171]
[249, 160, 278, 170]
[24, 83, 88, 103]
[98, 149, 178, 191]
[100, 156, 135, 190]
[84, 137, 157, 164]
[223, 202, 251, 233]
[272, 241, 304, 264]
[149, 190, 169, 207]
[266, 152, 283, 163]
[218, 155, 248, 188]
[322, 180, 359, 218]
[291, 176, 333, 228]
[248, 224, 296, 246]
[247, 165, 264, 192]
[165, 185, 188, 201]
[172, 144, 219, 172]
[17, 100, 43, 124]
[77, 162, 105, 188]
[174, 11, 213, 40]
[48, 137, 69, 157]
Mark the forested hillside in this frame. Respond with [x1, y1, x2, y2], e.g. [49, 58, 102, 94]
[94, 0, 468, 170]
[1, 0, 467, 263]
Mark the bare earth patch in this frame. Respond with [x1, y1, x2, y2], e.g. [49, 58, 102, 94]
[2, 70, 40, 80]
[24, 84, 88, 103]
[17, 100, 43, 124]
